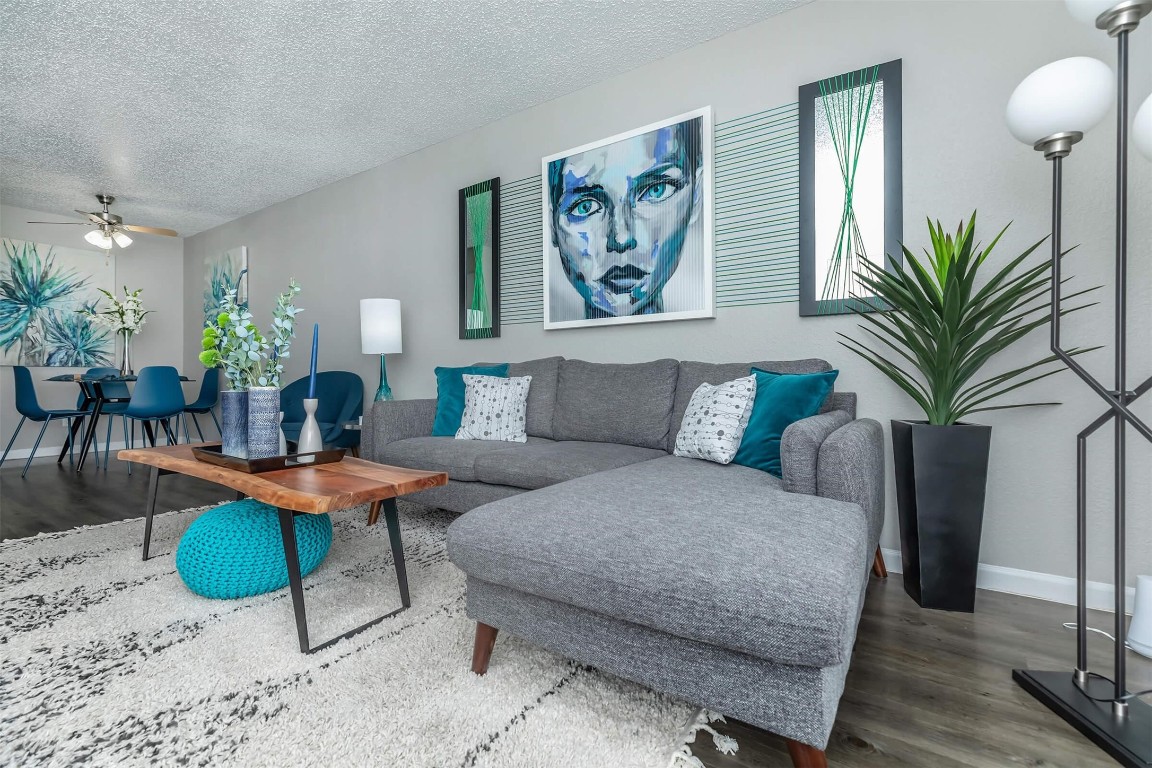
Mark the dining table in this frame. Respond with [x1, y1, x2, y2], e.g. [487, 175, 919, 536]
[45, 372, 194, 472]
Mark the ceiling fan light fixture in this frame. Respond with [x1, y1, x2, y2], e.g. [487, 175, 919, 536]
[85, 228, 113, 249]
[112, 230, 132, 248]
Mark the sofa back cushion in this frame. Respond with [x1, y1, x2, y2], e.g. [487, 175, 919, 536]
[670, 359, 833, 450]
[475, 356, 563, 439]
[552, 359, 679, 450]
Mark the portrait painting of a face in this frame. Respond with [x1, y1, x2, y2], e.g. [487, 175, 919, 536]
[542, 108, 714, 329]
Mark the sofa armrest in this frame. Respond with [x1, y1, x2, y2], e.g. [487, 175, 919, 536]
[780, 410, 853, 495]
[816, 418, 885, 547]
[363, 398, 436, 461]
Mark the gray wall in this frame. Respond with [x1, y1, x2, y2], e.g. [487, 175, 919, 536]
[183, 0, 1152, 585]
[1, 204, 188, 458]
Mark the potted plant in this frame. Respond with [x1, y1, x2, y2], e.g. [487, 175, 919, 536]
[841, 214, 1094, 612]
[200, 280, 301, 458]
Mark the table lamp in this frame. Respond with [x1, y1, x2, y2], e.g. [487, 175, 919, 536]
[360, 299, 402, 401]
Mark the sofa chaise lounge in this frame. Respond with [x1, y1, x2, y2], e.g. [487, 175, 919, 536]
[365, 357, 885, 767]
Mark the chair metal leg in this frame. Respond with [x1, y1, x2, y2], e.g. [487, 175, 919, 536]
[67, 417, 76, 463]
[0, 415, 27, 468]
[181, 413, 191, 443]
[104, 415, 114, 470]
[125, 418, 133, 475]
[190, 413, 205, 442]
[22, 418, 52, 478]
[209, 409, 221, 437]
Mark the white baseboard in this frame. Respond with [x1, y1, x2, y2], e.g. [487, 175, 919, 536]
[880, 548, 1137, 614]
[3, 440, 131, 462]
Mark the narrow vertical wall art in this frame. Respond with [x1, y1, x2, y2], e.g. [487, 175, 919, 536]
[459, 177, 501, 339]
[799, 59, 902, 316]
[204, 246, 248, 326]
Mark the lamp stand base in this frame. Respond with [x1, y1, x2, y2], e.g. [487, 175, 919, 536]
[375, 354, 394, 402]
[1012, 669, 1152, 767]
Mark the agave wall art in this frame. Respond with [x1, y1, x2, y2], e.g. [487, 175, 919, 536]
[0, 239, 115, 367]
[203, 246, 248, 326]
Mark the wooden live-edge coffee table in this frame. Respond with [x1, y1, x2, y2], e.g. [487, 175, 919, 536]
[118, 443, 448, 654]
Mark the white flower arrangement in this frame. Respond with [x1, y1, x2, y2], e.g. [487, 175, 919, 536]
[85, 287, 153, 336]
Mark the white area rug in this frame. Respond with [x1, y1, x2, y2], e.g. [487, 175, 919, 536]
[0, 502, 718, 767]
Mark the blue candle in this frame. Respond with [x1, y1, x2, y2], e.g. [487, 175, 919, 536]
[308, 323, 318, 399]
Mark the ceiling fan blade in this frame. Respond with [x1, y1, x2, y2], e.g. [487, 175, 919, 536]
[26, 221, 92, 225]
[75, 210, 105, 224]
[122, 224, 178, 237]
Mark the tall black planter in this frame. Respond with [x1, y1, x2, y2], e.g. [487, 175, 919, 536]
[891, 420, 991, 612]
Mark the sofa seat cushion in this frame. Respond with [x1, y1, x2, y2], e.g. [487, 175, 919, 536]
[473, 440, 667, 490]
[378, 436, 548, 481]
[447, 455, 872, 667]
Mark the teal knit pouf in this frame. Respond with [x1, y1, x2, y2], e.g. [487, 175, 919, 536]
[175, 499, 333, 599]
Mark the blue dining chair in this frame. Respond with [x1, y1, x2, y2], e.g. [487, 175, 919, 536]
[281, 371, 364, 450]
[124, 367, 187, 469]
[182, 368, 221, 442]
[1, 366, 91, 478]
[74, 366, 131, 469]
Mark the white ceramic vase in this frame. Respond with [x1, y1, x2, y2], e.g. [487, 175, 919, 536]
[297, 398, 323, 461]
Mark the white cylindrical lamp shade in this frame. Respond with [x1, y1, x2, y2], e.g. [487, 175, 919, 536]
[1006, 57, 1114, 146]
[1134, 93, 1152, 161]
[360, 299, 402, 354]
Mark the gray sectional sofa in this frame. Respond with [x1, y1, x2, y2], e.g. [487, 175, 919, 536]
[364, 356, 885, 767]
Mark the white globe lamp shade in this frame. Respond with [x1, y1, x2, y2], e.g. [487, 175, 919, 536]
[1134, 93, 1152, 161]
[360, 299, 402, 355]
[1006, 57, 1114, 148]
[1065, 0, 1119, 25]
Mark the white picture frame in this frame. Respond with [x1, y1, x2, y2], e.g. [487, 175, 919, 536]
[542, 107, 714, 330]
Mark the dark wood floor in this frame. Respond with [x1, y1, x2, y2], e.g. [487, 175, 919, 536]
[3, 456, 1149, 767]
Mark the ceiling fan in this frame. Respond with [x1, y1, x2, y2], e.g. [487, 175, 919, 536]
[27, 193, 179, 249]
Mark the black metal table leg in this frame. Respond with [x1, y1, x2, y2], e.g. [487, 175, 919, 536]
[141, 465, 168, 560]
[277, 508, 312, 653]
[75, 389, 106, 472]
[381, 498, 410, 608]
[142, 420, 157, 447]
[58, 388, 91, 463]
[275, 501, 410, 654]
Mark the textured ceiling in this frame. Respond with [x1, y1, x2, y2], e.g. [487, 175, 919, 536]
[0, 0, 810, 236]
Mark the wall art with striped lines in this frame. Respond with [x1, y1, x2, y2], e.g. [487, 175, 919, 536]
[499, 102, 802, 326]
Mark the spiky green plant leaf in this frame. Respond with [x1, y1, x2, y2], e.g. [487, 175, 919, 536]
[841, 213, 1097, 425]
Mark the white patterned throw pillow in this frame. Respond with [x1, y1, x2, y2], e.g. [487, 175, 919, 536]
[455, 374, 533, 442]
[673, 375, 757, 464]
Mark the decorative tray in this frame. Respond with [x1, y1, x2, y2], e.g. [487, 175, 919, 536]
[191, 445, 346, 473]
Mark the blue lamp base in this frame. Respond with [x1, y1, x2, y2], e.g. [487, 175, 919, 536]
[375, 354, 394, 402]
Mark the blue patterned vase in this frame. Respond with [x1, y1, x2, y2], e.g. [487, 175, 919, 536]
[220, 389, 248, 458]
[247, 386, 281, 459]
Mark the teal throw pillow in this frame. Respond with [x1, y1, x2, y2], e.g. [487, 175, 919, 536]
[432, 365, 510, 436]
[731, 368, 839, 477]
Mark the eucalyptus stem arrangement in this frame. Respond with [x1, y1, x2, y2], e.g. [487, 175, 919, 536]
[839, 213, 1097, 425]
[199, 280, 302, 390]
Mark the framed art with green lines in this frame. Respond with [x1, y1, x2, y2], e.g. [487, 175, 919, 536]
[459, 177, 500, 339]
[799, 59, 902, 316]
[542, 107, 714, 330]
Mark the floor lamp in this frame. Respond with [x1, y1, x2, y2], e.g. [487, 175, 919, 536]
[1005, 1, 1152, 766]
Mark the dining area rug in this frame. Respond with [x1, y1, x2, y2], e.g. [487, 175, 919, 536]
[0, 502, 725, 767]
